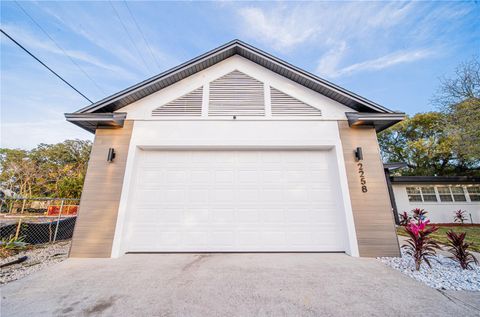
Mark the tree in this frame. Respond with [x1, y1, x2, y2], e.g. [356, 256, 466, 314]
[433, 55, 480, 158]
[379, 56, 480, 176]
[378, 112, 479, 176]
[0, 139, 92, 198]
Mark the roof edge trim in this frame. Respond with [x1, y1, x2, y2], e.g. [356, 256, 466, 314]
[73, 40, 398, 115]
[346, 112, 405, 132]
[390, 176, 480, 184]
[65, 112, 127, 133]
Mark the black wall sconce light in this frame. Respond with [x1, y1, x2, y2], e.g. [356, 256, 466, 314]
[107, 148, 116, 162]
[354, 147, 363, 161]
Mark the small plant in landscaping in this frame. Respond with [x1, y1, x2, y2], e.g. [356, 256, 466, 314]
[446, 230, 478, 270]
[403, 219, 440, 270]
[399, 211, 411, 226]
[411, 208, 428, 221]
[0, 235, 28, 258]
[453, 210, 467, 224]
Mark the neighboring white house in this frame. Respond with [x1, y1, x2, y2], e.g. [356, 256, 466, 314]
[389, 176, 480, 224]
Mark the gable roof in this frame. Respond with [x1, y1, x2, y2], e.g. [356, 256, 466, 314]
[73, 39, 398, 114]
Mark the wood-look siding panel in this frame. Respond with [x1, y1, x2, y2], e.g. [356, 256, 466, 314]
[338, 121, 400, 257]
[69, 121, 134, 258]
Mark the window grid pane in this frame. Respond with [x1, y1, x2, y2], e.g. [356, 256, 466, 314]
[406, 187, 421, 194]
[421, 187, 435, 194]
[408, 195, 423, 202]
[422, 195, 437, 202]
[420, 186, 437, 202]
[406, 186, 422, 202]
[437, 186, 451, 194]
[467, 186, 480, 201]
[439, 194, 453, 202]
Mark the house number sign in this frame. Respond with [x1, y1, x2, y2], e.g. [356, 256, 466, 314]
[357, 162, 368, 193]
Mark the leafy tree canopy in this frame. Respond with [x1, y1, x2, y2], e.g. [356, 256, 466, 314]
[0, 139, 92, 198]
[380, 56, 480, 176]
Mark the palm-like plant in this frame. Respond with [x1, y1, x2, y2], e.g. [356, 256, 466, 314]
[453, 210, 467, 224]
[403, 219, 440, 270]
[446, 231, 478, 269]
[411, 208, 428, 221]
[399, 211, 411, 226]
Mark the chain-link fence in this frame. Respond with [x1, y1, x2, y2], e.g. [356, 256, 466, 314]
[0, 198, 79, 245]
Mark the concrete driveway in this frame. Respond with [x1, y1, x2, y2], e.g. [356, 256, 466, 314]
[1, 253, 479, 317]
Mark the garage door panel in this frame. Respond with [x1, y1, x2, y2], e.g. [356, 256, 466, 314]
[126, 150, 346, 252]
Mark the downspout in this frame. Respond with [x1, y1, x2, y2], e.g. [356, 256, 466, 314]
[384, 168, 400, 225]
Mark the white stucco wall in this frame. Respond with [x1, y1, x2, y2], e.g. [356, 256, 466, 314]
[393, 184, 480, 223]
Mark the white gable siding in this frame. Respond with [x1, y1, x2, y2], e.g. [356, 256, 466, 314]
[152, 86, 203, 116]
[209, 70, 264, 116]
[118, 56, 355, 120]
[270, 87, 322, 116]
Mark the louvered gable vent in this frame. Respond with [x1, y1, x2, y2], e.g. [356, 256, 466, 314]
[152, 87, 203, 116]
[209, 70, 264, 116]
[271, 87, 321, 116]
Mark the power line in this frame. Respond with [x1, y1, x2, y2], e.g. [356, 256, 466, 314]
[109, 0, 151, 74]
[1, 28, 93, 103]
[123, 0, 162, 71]
[14, 1, 106, 95]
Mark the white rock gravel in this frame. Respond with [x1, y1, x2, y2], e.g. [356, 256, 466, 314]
[379, 250, 480, 291]
[0, 242, 70, 285]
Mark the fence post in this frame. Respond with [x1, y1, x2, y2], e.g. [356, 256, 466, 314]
[14, 218, 22, 240]
[21, 199, 26, 213]
[53, 199, 64, 243]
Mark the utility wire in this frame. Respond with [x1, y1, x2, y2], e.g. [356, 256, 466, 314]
[109, 0, 151, 74]
[15, 1, 106, 95]
[123, 0, 162, 71]
[1, 28, 93, 103]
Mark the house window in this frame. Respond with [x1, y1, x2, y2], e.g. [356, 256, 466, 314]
[406, 187, 422, 202]
[436, 186, 467, 202]
[451, 186, 467, 202]
[437, 186, 453, 202]
[467, 186, 480, 201]
[406, 186, 437, 202]
[420, 186, 437, 202]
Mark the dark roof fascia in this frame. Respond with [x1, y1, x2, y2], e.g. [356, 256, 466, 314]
[346, 112, 405, 132]
[74, 40, 396, 115]
[383, 162, 408, 171]
[390, 176, 480, 185]
[65, 112, 127, 133]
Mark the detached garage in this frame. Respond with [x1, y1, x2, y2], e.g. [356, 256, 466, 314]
[66, 40, 404, 258]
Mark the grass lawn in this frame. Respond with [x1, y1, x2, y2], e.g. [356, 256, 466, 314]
[397, 225, 480, 252]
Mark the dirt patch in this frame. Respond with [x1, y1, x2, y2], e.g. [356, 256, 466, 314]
[0, 242, 70, 284]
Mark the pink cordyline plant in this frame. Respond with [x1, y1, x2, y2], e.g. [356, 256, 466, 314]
[411, 208, 428, 221]
[453, 210, 467, 224]
[399, 211, 411, 226]
[403, 219, 440, 270]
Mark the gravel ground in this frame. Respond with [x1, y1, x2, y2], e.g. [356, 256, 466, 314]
[0, 242, 70, 285]
[379, 250, 480, 291]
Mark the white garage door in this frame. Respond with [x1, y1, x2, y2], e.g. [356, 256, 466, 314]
[125, 150, 346, 252]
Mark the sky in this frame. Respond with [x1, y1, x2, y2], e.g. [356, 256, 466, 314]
[1, 1, 479, 149]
